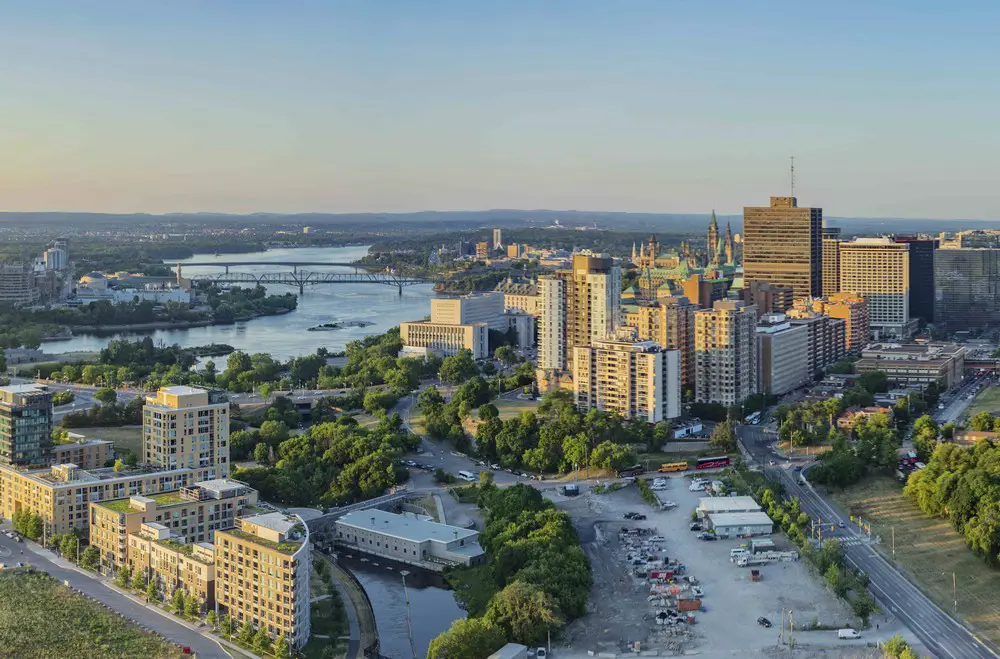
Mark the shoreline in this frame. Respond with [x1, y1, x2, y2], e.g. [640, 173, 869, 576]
[41, 309, 294, 340]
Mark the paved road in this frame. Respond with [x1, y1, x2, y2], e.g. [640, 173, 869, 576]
[737, 425, 999, 659]
[934, 374, 991, 424]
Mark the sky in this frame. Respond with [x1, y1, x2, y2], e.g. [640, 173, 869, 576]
[1, 0, 999, 218]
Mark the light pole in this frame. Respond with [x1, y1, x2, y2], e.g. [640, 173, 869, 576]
[400, 570, 417, 659]
[941, 571, 957, 612]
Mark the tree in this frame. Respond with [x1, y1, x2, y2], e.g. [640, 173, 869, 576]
[485, 580, 563, 645]
[113, 459, 127, 472]
[94, 388, 118, 405]
[253, 442, 271, 466]
[132, 570, 146, 591]
[495, 345, 518, 367]
[824, 563, 847, 597]
[478, 403, 499, 421]
[219, 613, 233, 637]
[116, 566, 132, 588]
[80, 545, 99, 571]
[227, 351, 252, 375]
[970, 411, 995, 432]
[439, 349, 479, 385]
[710, 420, 736, 452]
[427, 617, 506, 659]
[206, 610, 218, 628]
[238, 620, 255, 645]
[258, 419, 290, 445]
[858, 370, 888, 394]
[273, 632, 291, 659]
[146, 577, 160, 602]
[184, 594, 200, 618]
[60, 534, 79, 562]
[171, 588, 186, 614]
[253, 626, 272, 655]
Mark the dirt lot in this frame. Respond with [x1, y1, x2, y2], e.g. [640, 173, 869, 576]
[549, 474, 917, 658]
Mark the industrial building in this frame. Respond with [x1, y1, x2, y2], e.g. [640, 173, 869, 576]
[706, 512, 774, 538]
[697, 496, 762, 516]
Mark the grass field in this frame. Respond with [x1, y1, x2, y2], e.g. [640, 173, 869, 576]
[830, 476, 1000, 644]
[963, 386, 1000, 423]
[70, 426, 142, 457]
[0, 570, 185, 658]
[494, 397, 541, 420]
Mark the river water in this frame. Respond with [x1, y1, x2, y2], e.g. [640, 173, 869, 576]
[338, 553, 466, 659]
[43, 245, 437, 361]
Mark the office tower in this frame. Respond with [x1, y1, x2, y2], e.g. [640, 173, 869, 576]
[430, 294, 506, 329]
[893, 235, 938, 322]
[622, 296, 696, 391]
[756, 314, 810, 396]
[215, 513, 312, 648]
[492, 228, 503, 249]
[743, 196, 822, 300]
[839, 238, 912, 339]
[694, 300, 758, 405]
[143, 387, 230, 478]
[573, 338, 680, 423]
[537, 254, 620, 385]
[0, 384, 53, 467]
[821, 227, 841, 296]
[707, 211, 720, 263]
[743, 281, 794, 316]
[933, 247, 1000, 331]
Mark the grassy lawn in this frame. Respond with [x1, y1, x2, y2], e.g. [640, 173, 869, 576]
[310, 556, 333, 599]
[0, 570, 185, 658]
[301, 598, 349, 659]
[963, 386, 1000, 423]
[407, 411, 427, 436]
[494, 398, 541, 420]
[776, 440, 833, 459]
[69, 426, 143, 457]
[829, 476, 1000, 644]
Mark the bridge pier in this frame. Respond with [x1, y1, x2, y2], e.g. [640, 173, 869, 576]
[398, 284, 402, 296]
[224, 265, 229, 274]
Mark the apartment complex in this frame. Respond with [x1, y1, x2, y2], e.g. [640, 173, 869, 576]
[694, 300, 758, 405]
[127, 522, 216, 608]
[743, 196, 822, 300]
[821, 227, 841, 296]
[573, 337, 681, 423]
[143, 387, 230, 478]
[494, 278, 541, 316]
[933, 247, 1000, 331]
[839, 238, 913, 339]
[787, 314, 846, 375]
[215, 513, 312, 649]
[0, 263, 41, 305]
[52, 438, 113, 470]
[538, 254, 620, 387]
[855, 343, 965, 388]
[756, 314, 810, 396]
[621, 295, 696, 391]
[0, 384, 53, 467]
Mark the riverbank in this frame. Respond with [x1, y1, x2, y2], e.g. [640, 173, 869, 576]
[42, 308, 294, 340]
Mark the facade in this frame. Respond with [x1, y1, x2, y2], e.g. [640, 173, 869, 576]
[787, 314, 847, 375]
[697, 496, 762, 515]
[680, 273, 729, 309]
[335, 509, 485, 570]
[694, 300, 758, 405]
[0, 384, 53, 467]
[492, 228, 503, 249]
[537, 277, 566, 372]
[430, 294, 506, 330]
[0, 263, 40, 305]
[52, 439, 113, 470]
[504, 312, 536, 349]
[933, 248, 1000, 331]
[476, 242, 489, 260]
[707, 512, 774, 538]
[756, 314, 810, 396]
[215, 513, 312, 648]
[127, 523, 217, 609]
[839, 238, 913, 339]
[855, 342, 965, 388]
[893, 235, 937, 323]
[621, 296, 696, 391]
[494, 279, 540, 316]
[572, 338, 681, 423]
[743, 281, 794, 316]
[743, 196, 823, 300]
[821, 227, 841, 296]
[75, 285, 191, 307]
[400, 321, 489, 359]
[0, 463, 218, 537]
[143, 387, 230, 478]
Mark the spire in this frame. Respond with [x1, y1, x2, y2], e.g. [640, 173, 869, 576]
[709, 209, 718, 231]
[632, 242, 637, 261]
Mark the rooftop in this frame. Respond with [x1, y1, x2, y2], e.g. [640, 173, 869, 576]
[708, 511, 774, 527]
[159, 386, 207, 396]
[697, 496, 762, 513]
[221, 526, 303, 555]
[338, 509, 479, 544]
[0, 384, 49, 395]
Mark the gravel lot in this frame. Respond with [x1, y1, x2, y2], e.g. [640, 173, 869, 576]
[548, 474, 923, 658]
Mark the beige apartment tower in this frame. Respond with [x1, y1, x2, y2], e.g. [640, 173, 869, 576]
[694, 300, 758, 405]
[143, 387, 230, 478]
[573, 338, 681, 423]
[838, 239, 912, 339]
[621, 296, 696, 391]
[821, 227, 841, 296]
[743, 197, 823, 300]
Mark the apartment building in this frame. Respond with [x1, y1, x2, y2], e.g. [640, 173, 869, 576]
[743, 196, 823, 300]
[0, 462, 217, 537]
[215, 513, 312, 648]
[89, 478, 258, 574]
[0, 263, 40, 305]
[680, 273, 729, 309]
[494, 278, 540, 316]
[573, 337, 681, 423]
[127, 522, 217, 609]
[821, 227, 841, 296]
[839, 238, 913, 339]
[52, 438, 113, 470]
[143, 387, 230, 478]
[694, 300, 759, 405]
[430, 294, 506, 330]
[476, 242, 490, 260]
[621, 296, 696, 391]
[756, 314, 810, 396]
[743, 281, 794, 316]
[794, 294, 870, 353]
[787, 314, 846, 375]
[0, 384, 53, 467]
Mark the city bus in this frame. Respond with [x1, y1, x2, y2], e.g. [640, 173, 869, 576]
[658, 462, 689, 473]
[617, 464, 645, 478]
[744, 411, 762, 425]
[695, 456, 732, 470]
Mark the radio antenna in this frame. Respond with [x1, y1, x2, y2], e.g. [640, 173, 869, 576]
[790, 156, 796, 197]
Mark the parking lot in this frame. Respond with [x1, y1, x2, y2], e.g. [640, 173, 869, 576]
[549, 472, 903, 658]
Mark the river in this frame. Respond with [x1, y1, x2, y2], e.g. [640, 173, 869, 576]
[338, 553, 466, 659]
[43, 246, 437, 361]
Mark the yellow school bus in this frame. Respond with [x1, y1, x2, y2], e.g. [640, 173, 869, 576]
[658, 462, 688, 473]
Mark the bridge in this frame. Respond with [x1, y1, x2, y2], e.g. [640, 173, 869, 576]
[170, 262, 425, 294]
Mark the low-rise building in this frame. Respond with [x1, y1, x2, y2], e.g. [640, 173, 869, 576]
[128, 522, 216, 609]
[706, 512, 774, 538]
[400, 321, 489, 359]
[51, 439, 113, 471]
[697, 496, 762, 516]
[953, 430, 999, 446]
[855, 342, 965, 388]
[334, 509, 485, 571]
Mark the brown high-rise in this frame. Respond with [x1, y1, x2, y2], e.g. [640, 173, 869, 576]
[743, 196, 822, 300]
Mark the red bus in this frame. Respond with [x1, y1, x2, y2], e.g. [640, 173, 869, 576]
[695, 456, 731, 470]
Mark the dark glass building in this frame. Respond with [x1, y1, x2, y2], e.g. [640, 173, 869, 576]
[894, 235, 937, 323]
[934, 248, 1000, 330]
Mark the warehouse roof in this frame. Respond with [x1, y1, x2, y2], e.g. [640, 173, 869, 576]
[708, 512, 774, 527]
[338, 509, 478, 544]
[697, 496, 762, 513]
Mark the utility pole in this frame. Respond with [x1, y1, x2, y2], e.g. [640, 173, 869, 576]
[790, 156, 796, 198]
[953, 571, 958, 612]
[400, 570, 417, 659]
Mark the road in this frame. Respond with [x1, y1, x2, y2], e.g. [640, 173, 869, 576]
[934, 373, 991, 424]
[737, 424, 999, 659]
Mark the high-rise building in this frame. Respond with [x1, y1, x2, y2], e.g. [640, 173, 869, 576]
[756, 314, 810, 396]
[743, 196, 822, 300]
[0, 263, 40, 305]
[794, 295, 870, 353]
[537, 254, 620, 387]
[694, 300, 758, 405]
[743, 281, 794, 316]
[143, 387, 230, 479]
[622, 296, 696, 391]
[681, 273, 729, 308]
[933, 247, 1000, 331]
[573, 337, 680, 423]
[821, 227, 841, 296]
[893, 235, 937, 323]
[787, 314, 846, 375]
[215, 513, 312, 648]
[492, 228, 503, 249]
[839, 238, 913, 339]
[0, 384, 53, 467]
[475, 242, 490, 260]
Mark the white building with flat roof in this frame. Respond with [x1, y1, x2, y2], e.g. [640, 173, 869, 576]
[697, 496, 762, 516]
[706, 511, 774, 538]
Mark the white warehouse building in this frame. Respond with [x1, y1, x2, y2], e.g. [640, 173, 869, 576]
[707, 512, 774, 538]
[697, 496, 762, 516]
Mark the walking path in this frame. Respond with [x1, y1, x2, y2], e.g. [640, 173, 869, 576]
[323, 549, 380, 659]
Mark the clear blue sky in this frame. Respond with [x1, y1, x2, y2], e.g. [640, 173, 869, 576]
[2, 0, 998, 218]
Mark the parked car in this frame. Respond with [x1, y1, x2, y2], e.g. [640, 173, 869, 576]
[689, 522, 703, 532]
[698, 531, 717, 541]
[535, 649, 547, 659]
[623, 512, 647, 520]
[757, 617, 772, 628]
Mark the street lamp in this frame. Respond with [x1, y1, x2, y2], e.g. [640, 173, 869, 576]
[941, 571, 957, 612]
[399, 570, 417, 659]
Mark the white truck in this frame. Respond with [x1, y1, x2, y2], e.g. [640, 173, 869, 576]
[837, 628, 860, 640]
[736, 555, 769, 567]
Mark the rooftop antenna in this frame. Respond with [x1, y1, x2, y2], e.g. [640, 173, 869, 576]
[790, 156, 796, 198]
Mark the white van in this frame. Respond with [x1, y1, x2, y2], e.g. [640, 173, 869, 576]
[457, 470, 476, 482]
[837, 628, 860, 640]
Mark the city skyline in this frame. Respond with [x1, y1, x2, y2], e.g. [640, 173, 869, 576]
[3, 1, 1000, 218]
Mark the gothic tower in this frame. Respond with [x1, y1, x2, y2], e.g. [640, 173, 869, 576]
[707, 210, 719, 264]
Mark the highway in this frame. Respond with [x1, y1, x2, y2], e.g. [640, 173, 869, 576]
[738, 424, 999, 659]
